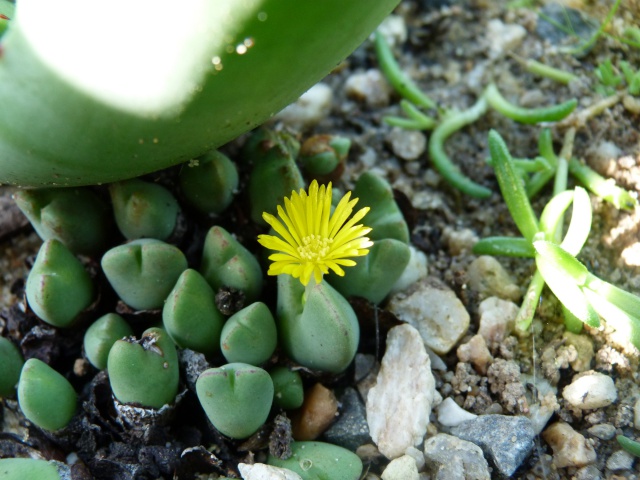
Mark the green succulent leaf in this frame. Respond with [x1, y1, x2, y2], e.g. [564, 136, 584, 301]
[0, 336, 24, 397]
[83, 313, 134, 370]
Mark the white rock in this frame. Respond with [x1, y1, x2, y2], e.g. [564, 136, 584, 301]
[404, 446, 425, 470]
[562, 332, 594, 372]
[275, 83, 332, 129]
[387, 127, 427, 161]
[387, 278, 470, 355]
[477, 296, 519, 347]
[366, 324, 439, 459]
[238, 463, 303, 480]
[374, 15, 407, 48]
[606, 449, 635, 471]
[562, 372, 617, 410]
[542, 422, 596, 468]
[443, 227, 479, 256]
[345, 69, 392, 108]
[467, 256, 521, 302]
[390, 245, 428, 294]
[381, 455, 419, 480]
[486, 19, 526, 59]
[437, 397, 477, 427]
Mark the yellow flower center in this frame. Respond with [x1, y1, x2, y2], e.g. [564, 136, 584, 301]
[297, 234, 333, 261]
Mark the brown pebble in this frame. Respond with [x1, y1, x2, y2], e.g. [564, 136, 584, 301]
[290, 383, 338, 440]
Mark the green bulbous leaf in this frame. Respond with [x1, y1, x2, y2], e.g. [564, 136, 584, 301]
[102, 239, 188, 310]
[200, 226, 263, 302]
[0, 1, 400, 187]
[0, 336, 24, 397]
[13, 187, 111, 255]
[179, 150, 239, 215]
[83, 313, 134, 370]
[109, 179, 180, 241]
[268, 441, 363, 480]
[26, 239, 95, 327]
[269, 366, 303, 410]
[163, 268, 224, 356]
[352, 172, 409, 243]
[0, 458, 61, 480]
[277, 276, 359, 373]
[328, 238, 411, 304]
[107, 327, 179, 409]
[249, 142, 304, 226]
[18, 358, 77, 431]
[220, 302, 277, 365]
[196, 362, 274, 439]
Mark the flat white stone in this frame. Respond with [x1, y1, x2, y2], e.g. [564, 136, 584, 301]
[387, 278, 470, 355]
[477, 296, 519, 347]
[437, 397, 477, 427]
[238, 463, 303, 480]
[344, 69, 392, 108]
[275, 83, 333, 130]
[366, 324, 439, 459]
[562, 372, 617, 410]
[467, 256, 521, 302]
[381, 454, 420, 480]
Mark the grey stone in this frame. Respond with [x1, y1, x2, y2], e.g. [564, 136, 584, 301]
[423, 433, 490, 480]
[606, 450, 635, 472]
[535, 3, 598, 49]
[450, 415, 535, 477]
[587, 423, 616, 440]
[323, 387, 371, 451]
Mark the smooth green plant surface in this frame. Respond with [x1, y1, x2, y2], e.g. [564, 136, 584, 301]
[220, 302, 277, 365]
[0, 458, 61, 480]
[269, 366, 304, 410]
[0, 0, 400, 187]
[107, 327, 179, 409]
[83, 313, 134, 370]
[0, 336, 24, 397]
[268, 441, 363, 480]
[617, 435, 640, 457]
[18, 358, 77, 431]
[473, 130, 640, 346]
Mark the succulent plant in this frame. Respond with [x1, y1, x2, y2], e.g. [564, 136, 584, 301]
[101, 239, 188, 310]
[268, 441, 363, 480]
[83, 313, 134, 370]
[220, 301, 277, 365]
[196, 363, 274, 439]
[200, 226, 263, 303]
[178, 150, 239, 215]
[0, 458, 61, 480]
[269, 366, 304, 410]
[277, 275, 359, 373]
[328, 238, 411, 304]
[352, 172, 409, 243]
[163, 268, 224, 356]
[109, 178, 181, 241]
[0, 1, 399, 187]
[0, 336, 24, 397]
[107, 327, 179, 409]
[17, 358, 77, 431]
[13, 187, 111, 255]
[299, 134, 351, 179]
[26, 239, 95, 327]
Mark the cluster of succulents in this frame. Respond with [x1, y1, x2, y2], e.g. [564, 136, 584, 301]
[0, 128, 412, 479]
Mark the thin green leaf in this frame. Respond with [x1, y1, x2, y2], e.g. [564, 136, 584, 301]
[533, 240, 589, 285]
[488, 130, 540, 241]
[560, 187, 592, 256]
[617, 436, 640, 458]
[583, 289, 640, 350]
[472, 237, 535, 257]
[539, 190, 574, 238]
[584, 274, 640, 320]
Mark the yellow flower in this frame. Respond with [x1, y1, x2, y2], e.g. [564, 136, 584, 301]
[257, 180, 373, 286]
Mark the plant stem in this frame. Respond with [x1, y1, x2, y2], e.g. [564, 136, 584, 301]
[516, 270, 545, 331]
[484, 84, 577, 124]
[472, 237, 535, 257]
[428, 97, 492, 198]
[568, 158, 638, 210]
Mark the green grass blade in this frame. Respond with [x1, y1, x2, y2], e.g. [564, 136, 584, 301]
[472, 237, 535, 257]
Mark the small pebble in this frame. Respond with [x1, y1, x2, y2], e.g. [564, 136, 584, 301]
[381, 455, 419, 480]
[291, 383, 338, 441]
[366, 324, 439, 459]
[485, 19, 526, 58]
[477, 297, 518, 348]
[437, 397, 477, 428]
[542, 422, 596, 468]
[562, 332, 594, 372]
[323, 387, 371, 451]
[587, 423, 616, 440]
[375, 15, 407, 48]
[443, 227, 479, 256]
[450, 414, 535, 477]
[457, 334, 493, 374]
[423, 433, 490, 480]
[562, 372, 617, 410]
[467, 256, 521, 302]
[344, 69, 392, 108]
[238, 463, 303, 480]
[386, 278, 470, 355]
[275, 83, 333, 130]
[387, 127, 427, 161]
[606, 449, 635, 472]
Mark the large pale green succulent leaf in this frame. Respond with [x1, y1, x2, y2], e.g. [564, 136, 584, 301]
[0, 0, 400, 186]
